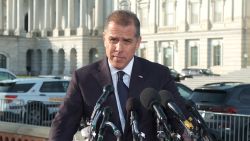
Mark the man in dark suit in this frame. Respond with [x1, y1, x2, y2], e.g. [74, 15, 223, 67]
[49, 10, 191, 141]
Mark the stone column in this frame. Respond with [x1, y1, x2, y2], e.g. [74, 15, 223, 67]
[4, 0, 12, 35]
[40, 49, 48, 75]
[233, 0, 242, 23]
[63, 48, 71, 75]
[12, 0, 17, 32]
[176, 0, 187, 32]
[32, 0, 39, 36]
[113, 0, 119, 10]
[53, 0, 62, 37]
[52, 49, 59, 75]
[15, 0, 25, 35]
[65, 0, 74, 36]
[93, 0, 103, 35]
[224, 0, 233, 23]
[148, 0, 156, 33]
[200, 0, 210, 30]
[77, 0, 88, 35]
[0, 0, 3, 34]
[42, 0, 50, 37]
[28, 0, 33, 35]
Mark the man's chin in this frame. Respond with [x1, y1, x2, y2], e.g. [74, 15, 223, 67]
[112, 62, 126, 70]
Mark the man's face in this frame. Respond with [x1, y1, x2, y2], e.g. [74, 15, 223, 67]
[103, 21, 141, 70]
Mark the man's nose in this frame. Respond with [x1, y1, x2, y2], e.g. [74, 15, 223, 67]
[115, 41, 123, 51]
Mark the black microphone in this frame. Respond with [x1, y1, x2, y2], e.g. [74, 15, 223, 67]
[91, 85, 114, 121]
[90, 85, 114, 137]
[185, 100, 218, 141]
[97, 106, 112, 141]
[140, 88, 172, 134]
[95, 85, 114, 110]
[126, 97, 145, 141]
[159, 90, 186, 120]
[159, 90, 194, 133]
[185, 99, 207, 126]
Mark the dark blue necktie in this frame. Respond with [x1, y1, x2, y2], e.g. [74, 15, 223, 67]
[117, 71, 128, 116]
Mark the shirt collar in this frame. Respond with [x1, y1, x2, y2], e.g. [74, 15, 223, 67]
[108, 57, 134, 77]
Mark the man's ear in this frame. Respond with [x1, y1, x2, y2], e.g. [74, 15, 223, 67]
[136, 36, 142, 49]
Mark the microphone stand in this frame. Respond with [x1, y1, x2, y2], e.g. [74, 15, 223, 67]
[103, 121, 122, 141]
[156, 118, 182, 141]
[186, 101, 217, 141]
[130, 112, 145, 141]
[156, 118, 169, 141]
[97, 107, 111, 141]
[97, 107, 123, 141]
[90, 109, 102, 139]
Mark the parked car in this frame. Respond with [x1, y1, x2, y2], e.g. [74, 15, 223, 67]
[0, 68, 16, 81]
[181, 68, 220, 78]
[190, 82, 250, 141]
[190, 81, 250, 114]
[176, 82, 193, 100]
[0, 78, 69, 125]
[170, 69, 185, 82]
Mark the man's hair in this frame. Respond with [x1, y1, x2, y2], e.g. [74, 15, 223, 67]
[104, 10, 141, 37]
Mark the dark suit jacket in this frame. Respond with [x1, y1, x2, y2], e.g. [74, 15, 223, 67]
[49, 56, 187, 141]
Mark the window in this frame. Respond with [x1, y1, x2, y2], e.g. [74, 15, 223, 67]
[190, 46, 198, 66]
[0, 54, 7, 68]
[138, 43, 147, 59]
[239, 88, 250, 104]
[187, 40, 199, 67]
[213, 45, 221, 66]
[209, 39, 222, 66]
[161, 0, 176, 26]
[40, 81, 69, 93]
[163, 47, 173, 66]
[0, 72, 16, 81]
[213, 0, 223, 22]
[7, 83, 35, 93]
[190, 2, 199, 24]
[140, 48, 146, 59]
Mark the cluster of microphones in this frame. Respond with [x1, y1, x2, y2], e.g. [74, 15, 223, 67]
[81, 85, 217, 141]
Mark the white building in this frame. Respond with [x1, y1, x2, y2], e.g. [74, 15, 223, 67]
[0, 0, 249, 76]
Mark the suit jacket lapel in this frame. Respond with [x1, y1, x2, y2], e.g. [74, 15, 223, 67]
[91, 58, 113, 87]
[91, 58, 123, 131]
[128, 56, 147, 99]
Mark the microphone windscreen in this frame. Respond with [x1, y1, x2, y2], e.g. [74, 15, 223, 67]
[158, 90, 173, 107]
[103, 84, 114, 94]
[140, 87, 160, 110]
[126, 97, 140, 113]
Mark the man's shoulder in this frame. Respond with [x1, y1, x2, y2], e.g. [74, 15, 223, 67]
[75, 59, 104, 74]
[136, 56, 168, 70]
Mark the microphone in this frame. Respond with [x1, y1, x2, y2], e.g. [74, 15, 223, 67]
[90, 85, 114, 137]
[185, 99, 207, 126]
[126, 97, 145, 141]
[94, 85, 114, 110]
[159, 90, 194, 136]
[185, 100, 218, 140]
[97, 106, 112, 141]
[140, 88, 172, 136]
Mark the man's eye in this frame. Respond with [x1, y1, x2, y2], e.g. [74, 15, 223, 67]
[109, 38, 118, 43]
[124, 40, 132, 43]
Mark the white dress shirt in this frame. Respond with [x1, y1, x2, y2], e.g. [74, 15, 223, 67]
[108, 57, 134, 132]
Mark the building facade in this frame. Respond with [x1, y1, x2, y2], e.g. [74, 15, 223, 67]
[0, 0, 249, 76]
